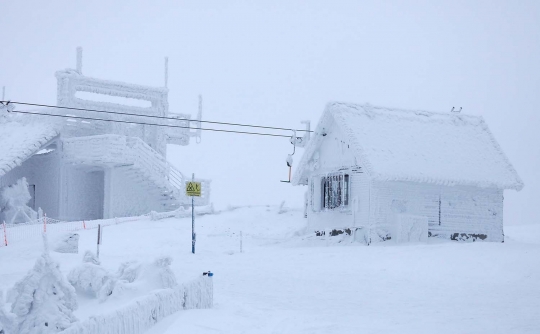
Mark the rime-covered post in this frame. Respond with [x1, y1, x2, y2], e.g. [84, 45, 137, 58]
[192, 173, 195, 254]
[2, 86, 5, 101]
[96, 224, 101, 259]
[164, 57, 169, 88]
[240, 231, 243, 253]
[76, 47, 83, 74]
[3, 221, 7, 246]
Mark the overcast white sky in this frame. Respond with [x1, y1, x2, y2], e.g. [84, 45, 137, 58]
[1, 0, 539, 225]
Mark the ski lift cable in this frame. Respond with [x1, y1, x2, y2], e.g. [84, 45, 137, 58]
[8, 109, 293, 138]
[1, 100, 313, 133]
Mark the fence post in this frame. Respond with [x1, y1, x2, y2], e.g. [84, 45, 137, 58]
[83, 220, 86, 229]
[43, 213, 47, 233]
[3, 221, 7, 246]
[97, 224, 101, 259]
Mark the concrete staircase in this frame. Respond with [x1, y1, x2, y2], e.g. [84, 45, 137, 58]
[62, 134, 210, 211]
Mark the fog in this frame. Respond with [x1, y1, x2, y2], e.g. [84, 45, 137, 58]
[1, 0, 538, 225]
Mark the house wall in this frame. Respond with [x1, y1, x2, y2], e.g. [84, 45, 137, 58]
[303, 122, 504, 244]
[368, 181, 504, 243]
[61, 167, 105, 221]
[0, 150, 62, 219]
[305, 122, 371, 236]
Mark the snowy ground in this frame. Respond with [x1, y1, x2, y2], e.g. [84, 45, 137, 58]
[1, 206, 539, 333]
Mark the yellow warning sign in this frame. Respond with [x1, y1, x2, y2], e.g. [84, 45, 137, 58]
[186, 181, 202, 197]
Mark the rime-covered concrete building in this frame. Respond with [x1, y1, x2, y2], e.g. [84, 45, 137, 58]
[292, 102, 523, 244]
[0, 49, 209, 222]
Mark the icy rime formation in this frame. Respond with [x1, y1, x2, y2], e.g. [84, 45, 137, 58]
[0, 177, 37, 224]
[7, 241, 78, 333]
[61, 276, 213, 334]
[293, 102, 523, 243]
[0, 291, 16, 334]
[67, 251, 112, 299]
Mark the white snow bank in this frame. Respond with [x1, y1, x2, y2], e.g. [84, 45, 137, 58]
[61, 276, 213, 334]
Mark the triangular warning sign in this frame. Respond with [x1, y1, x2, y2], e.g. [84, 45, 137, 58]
[186, 181, 202, 196]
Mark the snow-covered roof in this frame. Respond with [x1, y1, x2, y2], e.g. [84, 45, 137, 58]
[293, 102, 523, 191]
[0, 121, 60, 177]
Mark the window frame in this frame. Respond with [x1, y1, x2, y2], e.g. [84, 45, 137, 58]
[320, 172, 350, 211]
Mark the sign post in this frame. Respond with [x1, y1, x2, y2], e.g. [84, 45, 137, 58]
[186, 174, 202, 254]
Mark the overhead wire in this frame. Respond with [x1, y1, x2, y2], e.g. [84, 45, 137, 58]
[1, 100, 313, 133]
[8, 109, 292, 138]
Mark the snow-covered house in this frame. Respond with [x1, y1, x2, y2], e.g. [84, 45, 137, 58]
[0, 49, 209, 223]
[292, 102, 523, 244]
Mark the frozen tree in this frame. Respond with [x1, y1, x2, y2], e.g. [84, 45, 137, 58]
[106, 257, 178, 299]
[150, 256, 177, 289]
[82, 250, 100, 265]
[116, 261, 141, 283]
[67, 251, 111, 299]
[0, 291, 16, 334]
[0, 177, 37, 224]
[53, 233, 79, 254]
[7, 235, 78, 333]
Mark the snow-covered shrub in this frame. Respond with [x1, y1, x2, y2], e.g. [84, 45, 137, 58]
[83, 250, 100, 265]
[67, 251, 112, 299]
[148, 256, 177, 289]
[0, 178, 37, 224]
[53, 233, 79, 254]
[0, 291, 16, 334]
[116, 261, 141, 283]
[106, 257, 178, 299]
[7, 250, 78, 333]
[68, 255, 178, 304]
[118, 257, 176, 289]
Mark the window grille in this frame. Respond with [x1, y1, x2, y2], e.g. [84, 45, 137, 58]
[321, 173, 349, 210]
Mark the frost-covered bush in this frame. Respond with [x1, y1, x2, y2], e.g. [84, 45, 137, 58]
[0, 177, 37, 224]
[67, 254, 178, 304]
[53, 233, 79, 254]
[7, 250, 78, 333]
[67, 251, 112, 299]
[146, 256, 177, 289]
[116, 261, 141, 283]
[83, 250, 100, 265]
[0, 291, 16, 334]
[106, 256, 178, 299]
